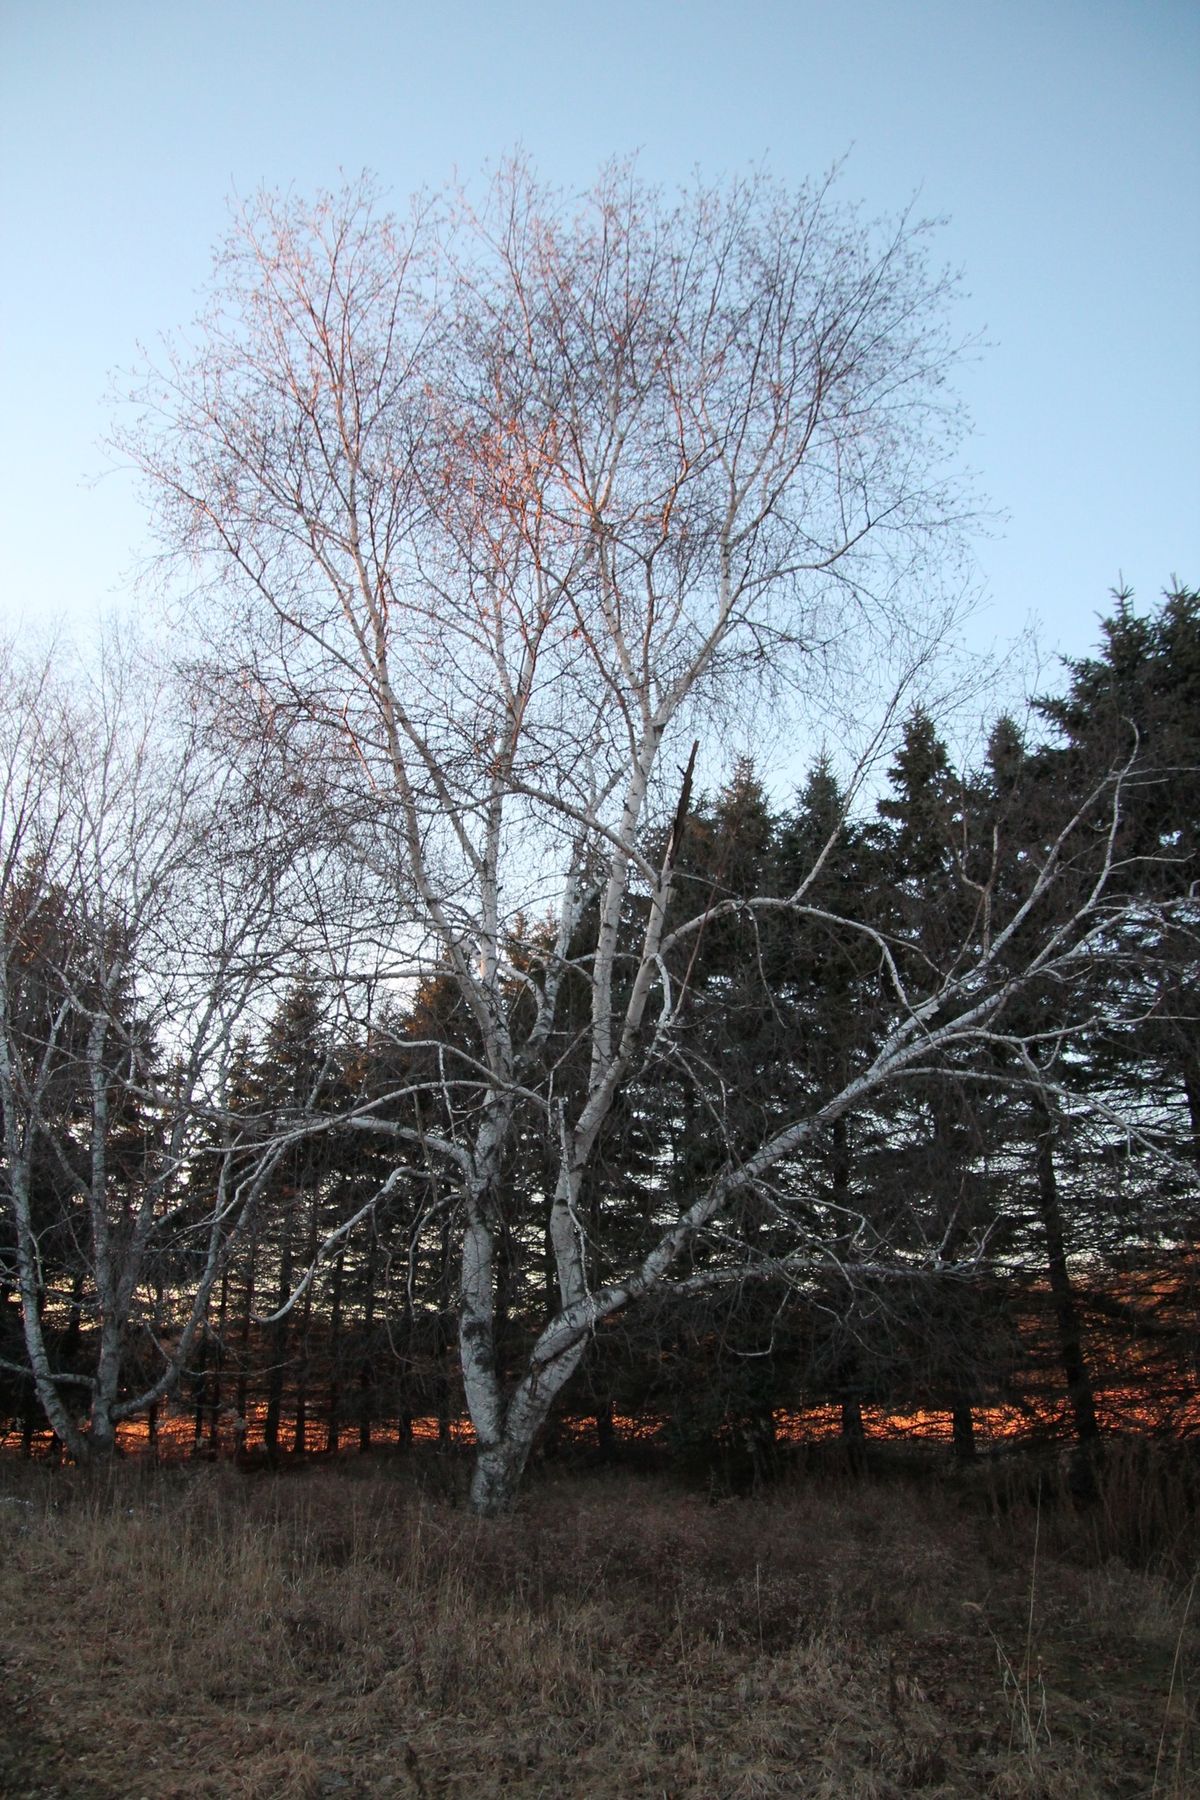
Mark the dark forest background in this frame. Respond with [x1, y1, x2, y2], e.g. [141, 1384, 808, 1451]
[3, 587, 1196, 1474]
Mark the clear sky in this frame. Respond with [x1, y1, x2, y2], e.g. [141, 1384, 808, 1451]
[1, 0, 1197, 677]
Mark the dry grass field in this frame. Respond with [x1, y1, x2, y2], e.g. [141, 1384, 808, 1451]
[0, 1446, 1195, 1798]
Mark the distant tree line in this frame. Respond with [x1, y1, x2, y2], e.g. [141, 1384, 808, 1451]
[3, 587, 1196, 1485]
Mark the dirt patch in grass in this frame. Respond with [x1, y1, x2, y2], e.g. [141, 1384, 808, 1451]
[0, 1454, 1194, 1798]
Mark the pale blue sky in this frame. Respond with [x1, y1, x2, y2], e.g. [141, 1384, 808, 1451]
[2, 0, 1196, 674]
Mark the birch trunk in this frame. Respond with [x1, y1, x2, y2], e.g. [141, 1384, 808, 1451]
[467, 1340, 591, 1516]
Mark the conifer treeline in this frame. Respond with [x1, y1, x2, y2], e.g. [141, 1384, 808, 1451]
[2, 590, 1197, 1462]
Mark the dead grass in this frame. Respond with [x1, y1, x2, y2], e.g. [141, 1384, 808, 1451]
[0, 1449, 1195, 1798]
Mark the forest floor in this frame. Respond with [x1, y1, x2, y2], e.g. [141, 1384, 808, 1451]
[0, 1445, 1195, 1799]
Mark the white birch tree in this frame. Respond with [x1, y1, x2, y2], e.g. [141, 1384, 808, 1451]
[118, 160, 1183, 1513]
[0, 632, 313, 1457]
